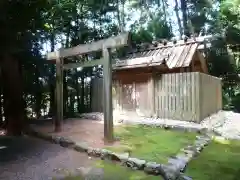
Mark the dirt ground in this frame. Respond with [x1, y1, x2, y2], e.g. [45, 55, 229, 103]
[0, 135, 96, 180]
[31, 118, 121, 148]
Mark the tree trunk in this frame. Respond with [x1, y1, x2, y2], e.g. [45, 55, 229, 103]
[180, 0, 189, 36]
[174, 0, 183, 38]
[35, 89, 42, 119]
[89, 79, 93, 112]
[63, 71, 68, 117]
[116, 0, 122, 32]
[0, 83, 3, 127]
[161, 0, 167, 23]
[0, 69, 3, 127]
[80, 76, 85, 113]
[1, 54, 24, 136]
[69, 92, 75, 115]
[49, 34, 55, 117]
[75, 72, 81, 113]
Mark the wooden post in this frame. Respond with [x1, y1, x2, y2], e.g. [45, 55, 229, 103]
[102, 48, 114, 142]
[55, 53, 63, 132]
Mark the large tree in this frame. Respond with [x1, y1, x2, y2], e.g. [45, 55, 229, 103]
[0, 0, 47, 135]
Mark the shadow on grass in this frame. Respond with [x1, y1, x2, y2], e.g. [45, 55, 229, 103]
[186, 139, 240, 180]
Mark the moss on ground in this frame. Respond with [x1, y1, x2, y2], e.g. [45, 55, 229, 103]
[62, 125, 197, 180]
[106, 125, 197, 163]
[62, 160, 163, 180]
[186, 138, 240, 180]
[94, 160, 162, 180]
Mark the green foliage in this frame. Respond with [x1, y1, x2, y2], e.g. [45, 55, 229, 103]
[232, 92, 240, 112]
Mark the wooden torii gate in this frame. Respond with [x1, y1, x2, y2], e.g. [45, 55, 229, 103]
[46, 32, 130, 142]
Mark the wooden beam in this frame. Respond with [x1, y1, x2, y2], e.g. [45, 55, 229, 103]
[47, 33, 130, 60]
[63, 58, 104, 70]
[102, 48, 114, 142]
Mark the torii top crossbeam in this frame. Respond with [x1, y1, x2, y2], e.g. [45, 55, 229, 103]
[46, 32, 130, 142]
[46, 33, 130, 60]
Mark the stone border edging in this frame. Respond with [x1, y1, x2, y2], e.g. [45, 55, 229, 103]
[24, 127, 211, 180]
[121, 119, 209, 135]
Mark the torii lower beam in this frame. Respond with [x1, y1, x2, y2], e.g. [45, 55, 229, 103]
[46, 33, 130, 142]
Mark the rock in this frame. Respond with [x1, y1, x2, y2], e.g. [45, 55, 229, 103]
[87, 148, 102, 157]
[74, 142, 89, 152]
[59, 137, 75, 148]
[99, 149, 112, 160]
[181, 148, 195, 156]
[109, 152, 129, 162]
[167, 157, 187, 172]
[195, 146, 203, 153]
[52, 136, 62, 144]
[144, 162, 164, 175]
[184, 145, 195, 151]
[171, 125, 186, 132]
[161, 164, 181, 180]
[175, 154, 191, 163]
[125, 158, 146, 170]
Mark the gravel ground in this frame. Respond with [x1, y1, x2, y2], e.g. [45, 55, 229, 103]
[203, 111, 240, 140]
[0, 136, 94, 180]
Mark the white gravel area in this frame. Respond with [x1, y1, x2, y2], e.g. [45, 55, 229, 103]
[205, 111, 240, 140]
[80, 110, 240, 140]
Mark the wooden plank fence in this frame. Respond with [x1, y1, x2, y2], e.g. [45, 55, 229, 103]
[91, 72, 222, 123]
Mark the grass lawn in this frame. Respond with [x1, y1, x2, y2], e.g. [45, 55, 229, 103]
[62, 161, 163, 180]
[186, 138, 240, 180]
[106, 125, 197, 163]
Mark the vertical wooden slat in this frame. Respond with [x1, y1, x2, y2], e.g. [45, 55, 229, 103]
[171, 74, 174, 119]
[184, 73, 187, 120]
[156, 76, 159, 117]
[191, 72, 196, 121]
[154, 76, 158, 116]
[166, 74, 169, 119]
[119, 79, 122, 112]
[166, 74, 172, 118]
[219, 78, 223, 110]
[161, 74, 164, 119]
[179, 73, 184, 120]
[149, 75, 155, 117]
[176, 72, 180, 119]
[186, 72, 191, 120]
[160, 75, 163, 119]
[172, 73, 176, 119]
[196, 72, 201, 122]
